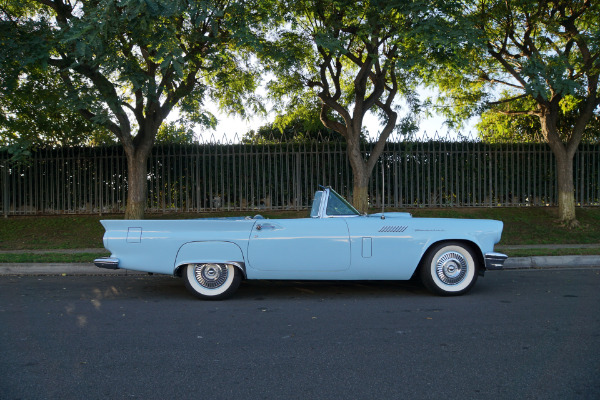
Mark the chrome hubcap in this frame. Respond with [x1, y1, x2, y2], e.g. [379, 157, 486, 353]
[194, 264, 229, 288]
[435, 252, 467, 285]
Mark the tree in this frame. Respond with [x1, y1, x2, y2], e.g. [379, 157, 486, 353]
[434, 0, 600, 226]
[264, 0, 450, 212]
[1, 0, 262, 218]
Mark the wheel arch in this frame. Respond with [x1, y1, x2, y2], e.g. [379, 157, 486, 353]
[173, 241, 247, 278]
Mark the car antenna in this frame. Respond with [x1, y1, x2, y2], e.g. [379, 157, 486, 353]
[381, 160, 385, 220]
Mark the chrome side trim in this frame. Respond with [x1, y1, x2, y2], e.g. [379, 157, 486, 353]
[484, 252, 508, 270]
[94, 257, 120, 269]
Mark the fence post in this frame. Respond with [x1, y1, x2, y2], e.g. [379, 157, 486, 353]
[2, 158, 7, 218]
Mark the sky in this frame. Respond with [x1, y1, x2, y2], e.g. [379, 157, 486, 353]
[194, 104, 478, 143]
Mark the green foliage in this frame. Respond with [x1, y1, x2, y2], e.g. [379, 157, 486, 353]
[432, 0, 600, 137]
[0, 0, 266, 144]
[155, 122, 199, 145]
[0, 64, 113, 150]
[242, 115, 342, 144]
[478, 96, 600, 143]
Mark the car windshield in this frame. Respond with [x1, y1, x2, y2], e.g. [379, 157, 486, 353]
[326, 189, 360, 216]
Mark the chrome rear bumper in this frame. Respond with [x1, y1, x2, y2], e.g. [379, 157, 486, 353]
[484, 252, 508, 270]
[94, 257, 120, 269]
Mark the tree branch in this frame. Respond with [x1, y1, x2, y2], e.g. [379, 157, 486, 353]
[33, 0, 73, 23]
[58, 71, 124, 140]
[49, 57, 133, 148]
[319, 103, 347, 137]
[487, 93, 529, 105]
[496, 109, 539, 116]
[487, 43, 529, 89]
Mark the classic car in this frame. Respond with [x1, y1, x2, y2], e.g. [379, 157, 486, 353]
[95, 187, 507, 299]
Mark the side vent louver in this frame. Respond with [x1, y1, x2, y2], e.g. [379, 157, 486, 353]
[379, 226, 408, 233]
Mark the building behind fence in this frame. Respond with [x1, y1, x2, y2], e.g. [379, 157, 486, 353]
[1, 136, 599, 215]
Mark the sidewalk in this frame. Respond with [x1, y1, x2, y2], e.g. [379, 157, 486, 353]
[0, 245, 599, 275]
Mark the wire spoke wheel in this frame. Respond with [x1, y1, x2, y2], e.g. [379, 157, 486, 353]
[420, 243, 478, 296]
[435, 251, 468, 285]
[183, 263, 242, 300]
[194, 263, 229, 289]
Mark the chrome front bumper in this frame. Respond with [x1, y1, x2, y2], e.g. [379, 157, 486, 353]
[484, 252, 508, 270]
[94, 257, 120, 269]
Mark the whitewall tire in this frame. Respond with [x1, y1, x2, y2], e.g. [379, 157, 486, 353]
[420, 242, 479, 296]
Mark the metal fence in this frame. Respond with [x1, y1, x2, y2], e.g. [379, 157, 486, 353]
[1, 135, 599, 215]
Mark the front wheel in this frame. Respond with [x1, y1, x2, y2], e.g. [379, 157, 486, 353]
[183, 263, 242, 300]
[420, 242, 479, 296]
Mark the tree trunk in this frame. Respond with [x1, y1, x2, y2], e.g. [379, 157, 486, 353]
[346, 139, 371, 213]
[122, 115, 162, 219]
[352, 172, 370, 213]
[124, 150, 150, 220]
[554, 150, 578, 227]
[540, 109, 579, 227]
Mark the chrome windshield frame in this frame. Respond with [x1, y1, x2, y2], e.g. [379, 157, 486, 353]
[314, 187, 361, 218]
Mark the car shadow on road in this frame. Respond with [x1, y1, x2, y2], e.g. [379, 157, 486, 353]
[233, 278, 431, 300]
[104, 275, 432, 300]
[87, 274, 504, 301]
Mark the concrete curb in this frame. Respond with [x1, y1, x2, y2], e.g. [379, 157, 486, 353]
[504, 255, 600, 270]
[0, 248, 109, 255]
[1, 256, 599, 276]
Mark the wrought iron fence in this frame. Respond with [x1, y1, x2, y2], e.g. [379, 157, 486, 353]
[1, 135, 599, 215]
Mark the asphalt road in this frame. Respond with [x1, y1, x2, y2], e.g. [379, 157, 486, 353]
[1, 269, 599, 400]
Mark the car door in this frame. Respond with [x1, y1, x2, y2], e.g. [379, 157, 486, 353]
[344, 216, 422, 280]
[247, 218, 351, 272]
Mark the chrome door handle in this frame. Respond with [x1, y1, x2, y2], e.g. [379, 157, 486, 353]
[256, 223, 278, 231]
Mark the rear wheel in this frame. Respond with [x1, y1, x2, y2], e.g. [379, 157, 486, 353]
[183, 263, 242, 300]
[420, 242, 479, 296]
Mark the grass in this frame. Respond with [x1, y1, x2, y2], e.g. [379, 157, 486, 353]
[1, 207, 599, 262]
[407, 207, 600, 245]
[0, 215, 109, 250]
[503, 248, 600, 258]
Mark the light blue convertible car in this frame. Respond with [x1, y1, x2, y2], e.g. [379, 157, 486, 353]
[95, 187, 507, 299]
